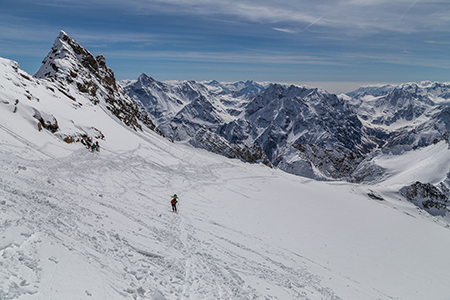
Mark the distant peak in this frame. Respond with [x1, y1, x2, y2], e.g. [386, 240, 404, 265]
[138, 73, 155, 83]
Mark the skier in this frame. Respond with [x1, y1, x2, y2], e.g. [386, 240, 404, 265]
[95, 141, 100, 152]
[171, 194, 178, 213]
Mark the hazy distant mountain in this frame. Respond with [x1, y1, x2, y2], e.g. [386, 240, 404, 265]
[202, 80, 270, 95]
[348, 82, 450, 150]
[348, 81, 450, 103]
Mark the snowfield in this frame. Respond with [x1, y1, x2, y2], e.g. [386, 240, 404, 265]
[1, 56, 450, 300]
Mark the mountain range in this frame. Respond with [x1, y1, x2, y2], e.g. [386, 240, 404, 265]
[122, 73, 450, 181]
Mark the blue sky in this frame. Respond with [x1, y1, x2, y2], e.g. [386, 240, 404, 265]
[1, 0, 450, 93]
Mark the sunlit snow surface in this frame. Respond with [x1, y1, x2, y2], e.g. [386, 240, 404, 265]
[1, 57, 450, 300]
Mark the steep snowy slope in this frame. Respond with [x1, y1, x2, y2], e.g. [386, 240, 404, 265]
[2, 54, 450, 300]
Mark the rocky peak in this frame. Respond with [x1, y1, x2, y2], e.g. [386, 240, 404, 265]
[35, 31, 95, 79]
[34, 31, 159, 133]
[35, 31, 119, 93]
[137, 73, 156, 86]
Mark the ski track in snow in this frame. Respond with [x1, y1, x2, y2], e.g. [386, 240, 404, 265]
[0, 144, 349, 300]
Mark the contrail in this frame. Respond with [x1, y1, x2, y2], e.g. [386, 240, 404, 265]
[405, 0, 420, 14]
[401, 0, 420, 20]
[303, 16, 323, 32]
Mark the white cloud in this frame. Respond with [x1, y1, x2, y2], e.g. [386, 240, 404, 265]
[272, 28, 297, 34]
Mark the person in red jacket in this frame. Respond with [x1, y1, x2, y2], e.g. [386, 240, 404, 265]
[171, 194, 178, 213]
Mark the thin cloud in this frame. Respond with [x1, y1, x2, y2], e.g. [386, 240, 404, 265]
[424, 40, 450, 45]
[102, 49, 344, 66]
[272, 28, 297, 34]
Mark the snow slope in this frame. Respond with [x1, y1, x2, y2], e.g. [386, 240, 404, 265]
[2, 58, 450, 300]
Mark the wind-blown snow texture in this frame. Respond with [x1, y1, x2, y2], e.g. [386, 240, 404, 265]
[1, 32, 450, 300]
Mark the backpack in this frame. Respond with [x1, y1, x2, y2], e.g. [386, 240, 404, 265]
[171, 199, 177, 205]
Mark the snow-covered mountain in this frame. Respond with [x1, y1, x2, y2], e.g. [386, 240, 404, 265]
[220, 84, 381, 179]
[121, 74, 259, 161]
[348, 81, 450, 103]
[2, 31, 450, 300]
[124, 76, 380, 179]
[348, 81, 450, 150]
[121, 74, 211, 128]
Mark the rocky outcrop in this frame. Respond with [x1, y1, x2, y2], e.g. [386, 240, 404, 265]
[400, 181, 449, 216]
[32, 108, 59, 133]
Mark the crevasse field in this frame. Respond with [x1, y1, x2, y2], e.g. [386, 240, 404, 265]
[1, 57, 450, 300]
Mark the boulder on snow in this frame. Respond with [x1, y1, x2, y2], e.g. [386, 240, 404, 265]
[33, 108, 59, 133]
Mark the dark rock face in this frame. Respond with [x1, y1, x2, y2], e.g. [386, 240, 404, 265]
[190, 129, 272, 167]
[292, 143, 363, 180]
